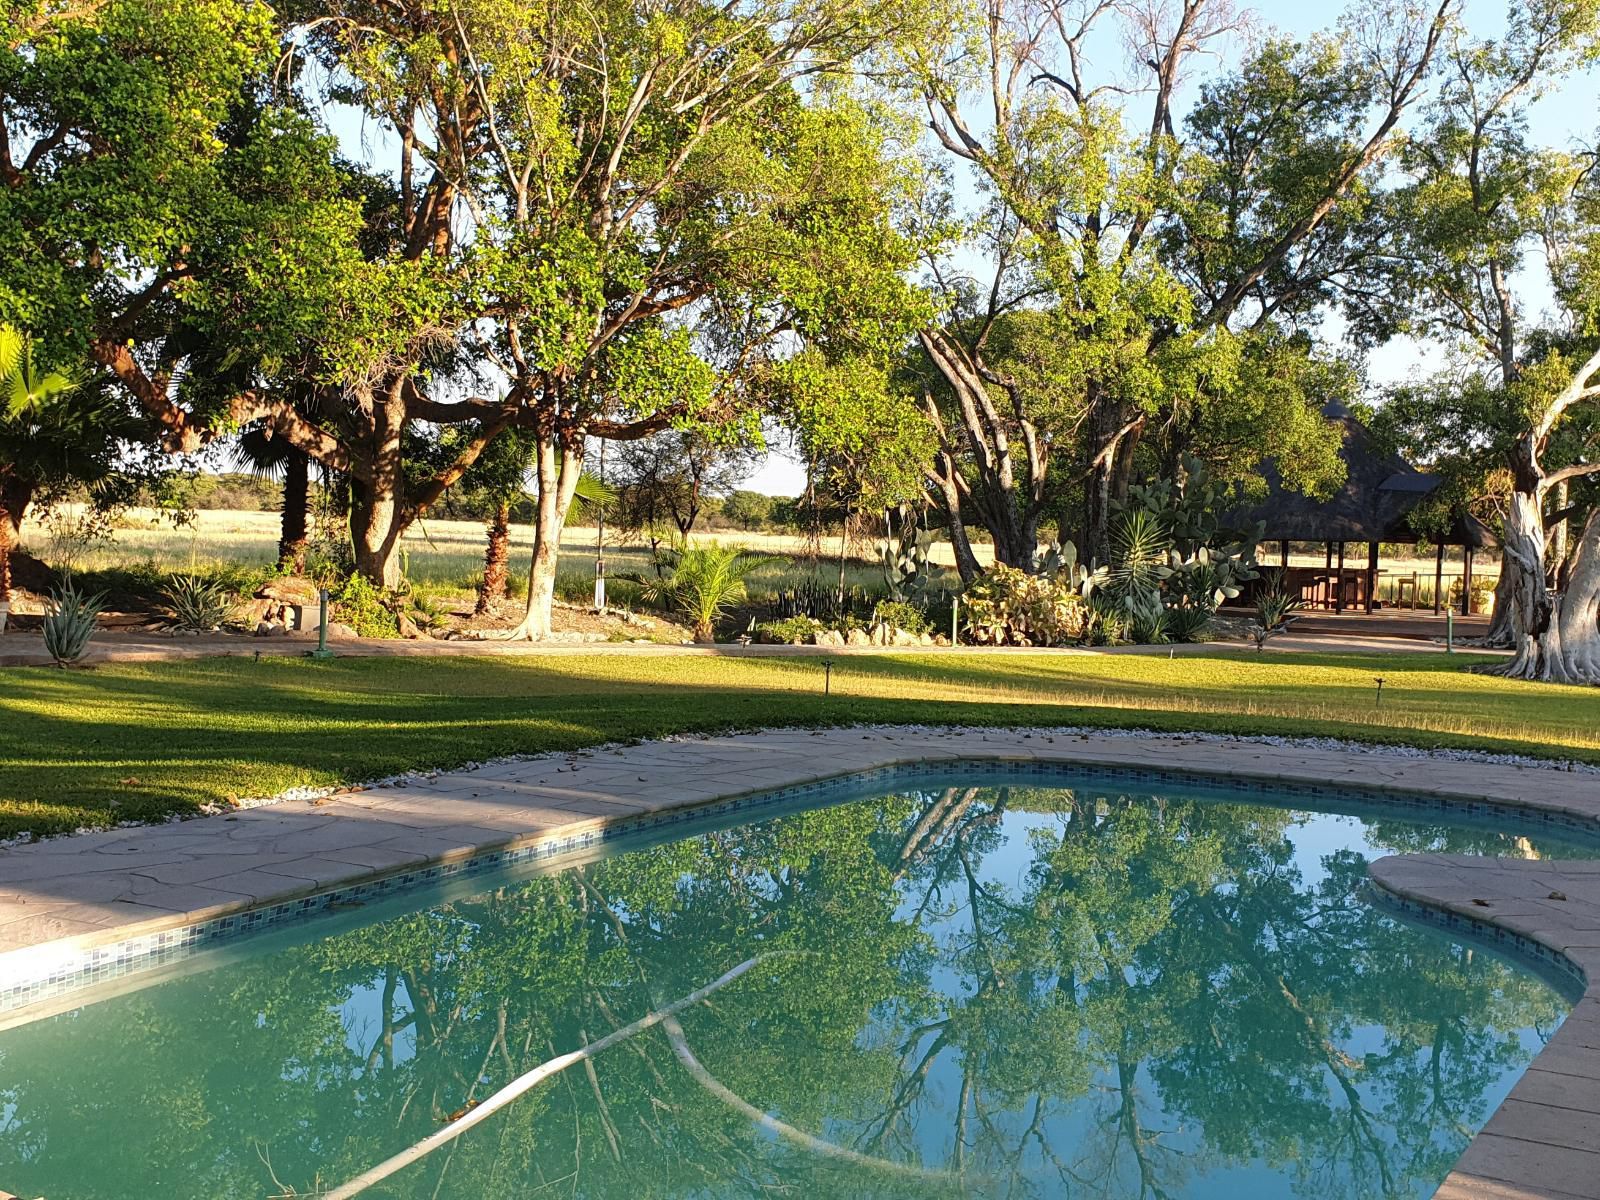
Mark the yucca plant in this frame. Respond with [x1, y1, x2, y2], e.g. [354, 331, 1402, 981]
[43, 580, 104, 665]
[161, 573, 236, 631]
[641, 544, 772, 642]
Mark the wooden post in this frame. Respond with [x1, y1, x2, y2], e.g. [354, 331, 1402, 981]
[1365, 541, 1379, 613]
[1335, 541, 1346, 612]
[1324, 542, 1333, 609]
[1462, 546, 1474, 615]
[1433, 542, 1444, 615]
[1280, 539, 1289, 569]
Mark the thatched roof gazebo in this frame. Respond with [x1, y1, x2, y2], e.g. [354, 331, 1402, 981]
[1225, 402, 1496, 614]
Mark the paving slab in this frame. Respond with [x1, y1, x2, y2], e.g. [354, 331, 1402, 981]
[2, 727, 1600, 1197]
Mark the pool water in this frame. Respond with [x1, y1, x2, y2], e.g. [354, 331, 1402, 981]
[0, 775, 1582, 1199]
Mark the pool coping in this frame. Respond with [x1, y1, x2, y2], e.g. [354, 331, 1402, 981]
[4, 726, 1600, 1198]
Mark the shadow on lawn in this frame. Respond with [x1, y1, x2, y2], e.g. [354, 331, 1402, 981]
[0, 650, 1593, 836]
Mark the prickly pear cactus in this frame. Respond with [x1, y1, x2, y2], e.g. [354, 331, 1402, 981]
[880, 528, 940, 601]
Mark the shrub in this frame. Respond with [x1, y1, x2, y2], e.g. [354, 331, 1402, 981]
[756, 614, 825, 644]
[333, 574, 399, 639]
[872, 599, 930, 635]
[161, 573, 236, 631]
[962, 564, 1086, 646]
[43, 580, 104, 665]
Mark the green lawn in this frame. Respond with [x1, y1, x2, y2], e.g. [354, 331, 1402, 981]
[1, 649, 1595, 838]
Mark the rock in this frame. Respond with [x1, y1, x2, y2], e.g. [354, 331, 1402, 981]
[240, 598, 275, 624]
[324, 622, 359, 640]
[814, 628, 846, 647]
[918, 631, 934, 645]
[396, 612, 422, 639]
[869, 624, 889, 646]
[254, 620, 285, 637]
[933, 634, 950, 646]
[847, 628, 871, 647]
[255, 576, 320, 607]
[891, 627, 918, 647]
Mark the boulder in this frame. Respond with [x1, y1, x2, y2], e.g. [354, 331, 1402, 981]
[847, 628, 871, 647]
[254, 620, 284, 637]
[891, 627, 918, 647]
[869, 623, 889, 646]
[814, 628, 846, 647]
[396, 612, 422, 640]
[933, 634, 950, 647]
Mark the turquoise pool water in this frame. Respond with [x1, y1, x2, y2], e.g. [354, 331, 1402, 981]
[0, 773, 1582, 1199]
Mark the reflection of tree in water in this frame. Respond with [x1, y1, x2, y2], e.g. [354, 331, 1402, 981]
[0, 788, 1567, 1200]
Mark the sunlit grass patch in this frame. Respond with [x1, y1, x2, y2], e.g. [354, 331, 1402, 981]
[1, 649, 1595, 838]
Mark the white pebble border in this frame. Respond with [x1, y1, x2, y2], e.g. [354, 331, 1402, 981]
[4, 721, 1593, 853]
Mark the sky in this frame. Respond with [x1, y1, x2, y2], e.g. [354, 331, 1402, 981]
[316, 1, 1600, 499]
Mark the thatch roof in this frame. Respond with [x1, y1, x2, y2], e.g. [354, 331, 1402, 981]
[1225, 402, 1497, 549]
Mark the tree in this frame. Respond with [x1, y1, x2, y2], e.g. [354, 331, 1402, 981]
[262, 0, 930, 638]
[0, 0, 476, 589]
[0, 325, 139, 612]
[610, 431, 762, 546]
[722, 490, 776, 531]
[1378, 0, 1600, 660]
[894, 0, 1453, 569]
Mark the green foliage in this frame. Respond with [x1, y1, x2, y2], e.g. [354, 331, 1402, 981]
[963, 564, 1087, 646]
[1253, 569, 1304, 650]
[42, 580, 103, 665]
[641, 544, 773, 642]
[332, 574, 398, 640]
[878, 514, 941, 601]
[160, 573, 235, 632]
[871, 599, 930, 635]
[756, 614, 827, 644]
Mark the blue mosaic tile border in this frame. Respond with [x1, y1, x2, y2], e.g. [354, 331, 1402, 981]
[4, 754, 1597, 1018]
[1366, 882, 1589, 1003]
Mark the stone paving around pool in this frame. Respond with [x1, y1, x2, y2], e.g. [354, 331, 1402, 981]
[2, 726, 1598, 1199]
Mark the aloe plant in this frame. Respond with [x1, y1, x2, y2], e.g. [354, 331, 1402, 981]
[162, 573, 236, 631]
[43, 580, 104, 665]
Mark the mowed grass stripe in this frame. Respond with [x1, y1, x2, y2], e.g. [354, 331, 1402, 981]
[0, 650, 1594, 837]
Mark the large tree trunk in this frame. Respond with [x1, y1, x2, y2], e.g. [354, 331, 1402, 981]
[475, 500, 511, 615]
[1494, 481, 1558, 679]
[1555, 509, 1600, 683]
[0, 476, 27, 610]
[1084, 406, 1141, 565]
[505, 437, 582, 641]
[917, 329, 1047, 574]
[278, 448, 310, 573]
[348, 379, 410, 589]
[1485, 549, 1518, 645]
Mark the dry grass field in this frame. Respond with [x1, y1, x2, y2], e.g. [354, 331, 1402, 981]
[19, 506, 966, 604]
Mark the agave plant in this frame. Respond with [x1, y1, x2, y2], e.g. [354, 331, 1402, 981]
[161, 573, 236, 632]
[641, 544, 772, 642]
[43, 580, 104, 665]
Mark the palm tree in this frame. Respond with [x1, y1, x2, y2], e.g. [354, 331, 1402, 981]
[233, 426, 313, 574]
[0, 325, 98, 628]
[642, 543, 772, 642]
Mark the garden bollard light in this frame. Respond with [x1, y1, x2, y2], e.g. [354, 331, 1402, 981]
[951, 594, 960, 646]
[310, 588, 336, 660]
[1446, 609, 1454, 653]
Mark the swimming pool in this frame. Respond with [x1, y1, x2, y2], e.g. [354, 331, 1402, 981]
[0, 770, 1583, 1199]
